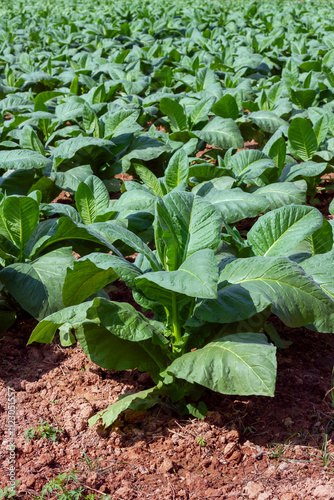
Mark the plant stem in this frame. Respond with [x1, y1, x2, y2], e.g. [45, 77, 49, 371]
[171, 292, 181, 345]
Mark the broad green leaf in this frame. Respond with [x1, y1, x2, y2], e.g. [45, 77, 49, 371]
[134, 164, 164, 196]
[280, 161, 327, 182]
[134, 279, 191, 313]
[190, 97, 215, 126]
[75, 320, 163, 375]
[189, 166, 228, 185]
[212, 94, 239, 120]
[262, 129, 285, 156]
[96, 301, 167, 346]
[0, 248, 75, 320]
[136, 249, 218, 300]
[26, 217, 122, 261]
[50, 165, 93, 193]
[55, 98, 84, 124]
[63, 253, 142, 306]
[300, 61, 321, 72]
[167, 333, 276, 396]
[104, 109, 141, 139]
[154, 192, 222, 270]
[0, 170, 36, 196]
[86, 222, 161, 271]
[3, 196, 39, 252]
[249, 111, 288, 134]
[113, 185, 156, 215]
[289, 217, 334, 257]
[164, 149, 189, 192]
[39, 203, 83, 224]
[194, 277, 271, 325]
[75, 175, 110, 224]
[192, 177, 235, 195]
[247, 205, 323, 257]
[28, 299, 102, 344]
[89, 385, 162, 428]
[309, 218, 334, 255]
[193, 117, 244, 150]
[0, 150, 50, 171]
[300, 251, 334, 300]
[19, 125, 45, 155]
[160, 97, 187, 132]
[196, 68, 218, 91]
[288, 118, 318, 161]
[52, 136, 114, 161]
[313, 115, 329, 146]
[34, 91, 64, 112]
[268, 136, 286, 170]
[253, 182, 306, 210]
[227, 149, 276, 183]
[28, 295, 165, 345]
[290, 87, 316, 109]
[0, 234, 19, 261]
[83, 102, 101, 137]
[120, 135, 170, 164]
[203, 188, 270, 224]
[216, 256, 334, 332]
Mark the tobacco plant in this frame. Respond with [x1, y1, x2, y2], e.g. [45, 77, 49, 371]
[28, 192, 334, 426]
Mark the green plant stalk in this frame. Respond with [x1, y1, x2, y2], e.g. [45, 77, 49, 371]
[171, 292, 182, 347]
[308, 177, 319, 204]
[41, 119, 49, 141]
[187, 297, 195, 320]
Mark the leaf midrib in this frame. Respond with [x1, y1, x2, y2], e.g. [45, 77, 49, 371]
[202, 342, 273, 393]
[259, 210, 316, 256]
[231, 275, 328, 309]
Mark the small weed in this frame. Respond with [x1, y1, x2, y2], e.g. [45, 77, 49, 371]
[80, 451, 100, 472]
[269, 442, 286, 460]
[321, 421, 334, 468]
[0, 481, 20, 499]
[269, 432, 303, 462]
[35, 470, 82, 500]
[34, 470, 113, 500]
[80, 366, 89, 372]
[321, 433, 332, 467]
[195, 436, 206, 447]
[243, 426, 257, 434]
[24, 419, 64, 442]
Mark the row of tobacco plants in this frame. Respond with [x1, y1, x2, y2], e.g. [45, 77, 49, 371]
[1, 0, 334, 426]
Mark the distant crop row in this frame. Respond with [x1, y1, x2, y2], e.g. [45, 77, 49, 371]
[1, 0, 334, 425]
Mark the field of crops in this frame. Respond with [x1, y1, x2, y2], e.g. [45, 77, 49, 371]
[1, 0, 334, 498]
